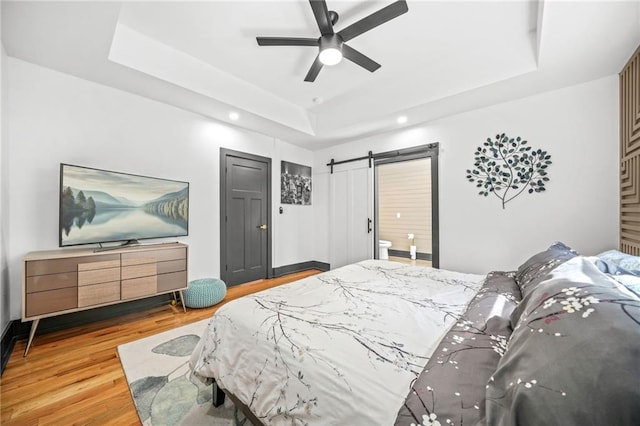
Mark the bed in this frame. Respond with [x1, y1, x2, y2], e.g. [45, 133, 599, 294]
[190, 244, 640, 425]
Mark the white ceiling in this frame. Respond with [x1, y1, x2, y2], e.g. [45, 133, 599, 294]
[3, 1, 639, 150]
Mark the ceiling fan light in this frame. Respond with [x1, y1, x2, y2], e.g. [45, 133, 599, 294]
[319, 47, 342, 66]
[318, 34, 343, 66]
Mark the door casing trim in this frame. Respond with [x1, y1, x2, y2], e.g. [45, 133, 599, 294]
[220, 148, 273, 284]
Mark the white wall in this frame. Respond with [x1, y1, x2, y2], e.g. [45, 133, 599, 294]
[314, 75, 619, 274]
[1, 40, 10, 335]
[5, 57, 315, 320]
[272, 142, 315, 267]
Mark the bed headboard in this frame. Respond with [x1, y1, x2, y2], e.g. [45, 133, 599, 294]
[620, 44, 640, 256]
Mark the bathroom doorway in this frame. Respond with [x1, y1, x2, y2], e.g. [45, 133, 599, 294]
[374, 145, 439, 267]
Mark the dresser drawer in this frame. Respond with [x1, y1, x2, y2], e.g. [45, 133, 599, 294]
[78, 267, 121, 287]
[121, 247, 186, 265]
[26, 254, 120, 277]
[157, 271, 188, 292]
[26, 272, 77, 293]
[122, 262, 157, 280]
[78, 259, 121, 271]
[26, 288, 78, 317]
[157, 259, 187, 274]
[121, 256, 156, 267]
[121, 276, 157, 300]
[78, 281, 120, 307]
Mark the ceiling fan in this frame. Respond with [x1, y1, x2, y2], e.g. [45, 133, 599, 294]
[256, 0, 409, 82]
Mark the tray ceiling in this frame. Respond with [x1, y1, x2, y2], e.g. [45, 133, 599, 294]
[3, 1, 639, 149]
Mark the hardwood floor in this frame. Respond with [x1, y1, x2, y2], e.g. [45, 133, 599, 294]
[0, 270, 320, 425]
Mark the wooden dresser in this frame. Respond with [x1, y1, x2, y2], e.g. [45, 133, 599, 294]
[22, 242, 188, 355]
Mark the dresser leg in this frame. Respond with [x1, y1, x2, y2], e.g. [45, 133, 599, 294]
[179, 290, 187, 313]
[24, 318, 40, 357]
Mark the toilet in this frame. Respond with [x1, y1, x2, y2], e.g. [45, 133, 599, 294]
[379, 240, 392, 260]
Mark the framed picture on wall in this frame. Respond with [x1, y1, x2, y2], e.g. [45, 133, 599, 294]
[281, 161, 312, 205]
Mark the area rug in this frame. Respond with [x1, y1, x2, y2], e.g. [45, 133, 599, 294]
[117, 318, 247, 426]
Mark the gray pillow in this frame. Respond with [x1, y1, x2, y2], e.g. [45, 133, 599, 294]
[514, 242, 577, 298]
[487, 257, 640, 426]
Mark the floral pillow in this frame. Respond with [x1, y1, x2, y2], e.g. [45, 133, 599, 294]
[487, 257, 640, 426]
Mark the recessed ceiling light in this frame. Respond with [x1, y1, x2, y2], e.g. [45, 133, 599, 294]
[397, 116, 408, 124]
[229, 112, 240, 121]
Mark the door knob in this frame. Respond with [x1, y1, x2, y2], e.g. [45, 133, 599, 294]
[258, 224, 267, 230]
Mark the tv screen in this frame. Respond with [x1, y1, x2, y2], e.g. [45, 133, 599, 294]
[59, 164, 189, 247]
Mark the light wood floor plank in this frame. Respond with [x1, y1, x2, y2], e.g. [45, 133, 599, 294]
[1, 270, 319, 425]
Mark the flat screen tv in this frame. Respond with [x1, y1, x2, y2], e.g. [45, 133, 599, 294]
[59, 163, 189, 247]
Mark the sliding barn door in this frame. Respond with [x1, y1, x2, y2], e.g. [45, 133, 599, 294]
[329, 164, 374, 268]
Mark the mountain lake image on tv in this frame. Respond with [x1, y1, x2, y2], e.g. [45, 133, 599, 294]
[60, 164, 189, 247]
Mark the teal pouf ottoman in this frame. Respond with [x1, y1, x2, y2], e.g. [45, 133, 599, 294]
[184, 278, 226, 308]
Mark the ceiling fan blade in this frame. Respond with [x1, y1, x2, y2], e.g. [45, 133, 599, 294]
[304, 56, 324, 82]
[256, 37, 319, 47]
[338, 0, 408, 42]
[309, 0, 334, 36]
[342, 44, 381, 72]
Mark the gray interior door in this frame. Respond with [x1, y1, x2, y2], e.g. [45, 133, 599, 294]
[222, 151, 271, 286]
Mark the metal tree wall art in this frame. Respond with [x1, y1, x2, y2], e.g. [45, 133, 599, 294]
[466, 133, 552, 209]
